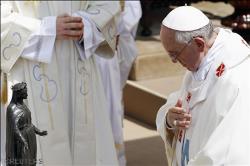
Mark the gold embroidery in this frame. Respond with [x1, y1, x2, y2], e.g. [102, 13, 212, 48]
[24, 1, 39, 17]
[120, 0, 125, 12]
[24, 0, 40, 7]
[1, 72, 8, 104]
[42, 64, 54, 130]
[84, 80, 88, 124]
[115, 143, 123, 150]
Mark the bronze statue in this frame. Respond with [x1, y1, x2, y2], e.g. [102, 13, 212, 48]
[6, 82, 47, 166]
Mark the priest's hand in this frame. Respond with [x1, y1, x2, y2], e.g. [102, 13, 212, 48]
[166, 99, 191, 130]
[56, 13, 84, 41]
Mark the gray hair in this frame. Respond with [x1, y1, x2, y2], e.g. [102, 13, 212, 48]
[175, 21, 214, 44]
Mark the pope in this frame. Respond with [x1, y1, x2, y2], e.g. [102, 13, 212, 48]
[156, 6, 250, 166]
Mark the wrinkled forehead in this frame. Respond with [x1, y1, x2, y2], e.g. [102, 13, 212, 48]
[160, 26, 177, 47]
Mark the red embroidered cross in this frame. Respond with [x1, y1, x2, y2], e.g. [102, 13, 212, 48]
[216, 63, 225, 77]
[186, 92, 192, 103]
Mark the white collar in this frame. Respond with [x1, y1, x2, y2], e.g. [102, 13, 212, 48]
[192, 28, 221, 81]
[192, 51, 215, 81]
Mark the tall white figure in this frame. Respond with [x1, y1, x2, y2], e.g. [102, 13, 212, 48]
[1, 1, 120, 165]
[96, 1, 142, 166]
[117, 1, 142, 89]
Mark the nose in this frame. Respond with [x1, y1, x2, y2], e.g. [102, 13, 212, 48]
[178, 60, 187, 68]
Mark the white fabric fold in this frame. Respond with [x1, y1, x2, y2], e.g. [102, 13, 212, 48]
[21, 16, 56, 64]
[74, 11, 104, 60]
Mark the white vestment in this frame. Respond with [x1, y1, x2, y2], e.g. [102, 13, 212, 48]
[156, 28, 250, 166]
[117, 1, 142, 88]
[1, 1, 120, 165]
[95, 1, 141, 165]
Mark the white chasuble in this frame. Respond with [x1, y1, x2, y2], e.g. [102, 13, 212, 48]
[156, 29, 250, 166]
[1, 1, 120, 165]
[117, 0, 142, 88]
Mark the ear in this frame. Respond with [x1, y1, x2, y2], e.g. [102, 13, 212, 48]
[193, 37, 205, 51]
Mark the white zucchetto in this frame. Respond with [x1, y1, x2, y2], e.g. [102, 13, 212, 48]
[162, 6, 209, 31]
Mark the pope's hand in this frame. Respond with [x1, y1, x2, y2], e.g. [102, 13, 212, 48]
[166, 99, 191, 130]
[56, 13, 84, 41]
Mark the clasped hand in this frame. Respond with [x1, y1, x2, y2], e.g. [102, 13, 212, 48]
[56, 13, 83, 41]
[166, 99, 192, 130]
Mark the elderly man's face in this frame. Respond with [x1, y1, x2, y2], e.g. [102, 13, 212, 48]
[160, 26, 204, 72]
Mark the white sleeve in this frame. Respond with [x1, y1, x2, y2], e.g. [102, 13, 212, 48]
[21, 16, 56, 64]
[156, 101, 171, 142]
[123, 1, 142, 35]
[156, 91, 180, 144]
[73, 11, 105, 60]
